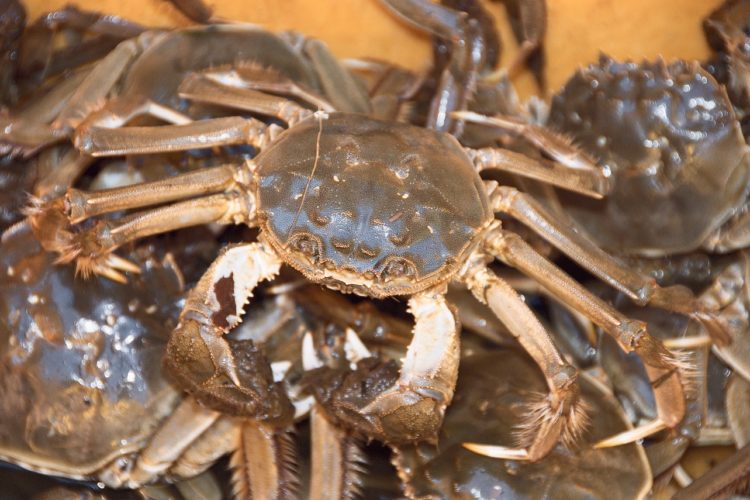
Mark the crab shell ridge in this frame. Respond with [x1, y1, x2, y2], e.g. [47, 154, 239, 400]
[256, 113, 493, 298]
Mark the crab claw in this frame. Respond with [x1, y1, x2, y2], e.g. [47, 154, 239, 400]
[166, 320, 294, 426]
[305, 292, 459, 444]
[303, 330, 441, 443]
[164, 243, 293, 426]
[306, 357, 447, 444]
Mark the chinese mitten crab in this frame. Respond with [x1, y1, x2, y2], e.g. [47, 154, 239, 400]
[394, 348, 653, 499]
[547, 56, 750, 256]
[0, 21, 368, 162]
[0, 222, 211, 488]
[539, 55, 750, 372]
[27, 46, 703, 460]
[0, 219, 320, 494]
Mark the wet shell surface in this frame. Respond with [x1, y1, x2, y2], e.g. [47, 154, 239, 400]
[394, 350, 651, 499]
[257, 113, 492, 297]
[548, 56, 750, 255]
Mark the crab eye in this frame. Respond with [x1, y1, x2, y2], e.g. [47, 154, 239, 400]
[290, 233, 321, 260]
[380, 257, 417, 282]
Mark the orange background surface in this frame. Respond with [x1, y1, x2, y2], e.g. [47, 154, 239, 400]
[21, 0, 721, 99]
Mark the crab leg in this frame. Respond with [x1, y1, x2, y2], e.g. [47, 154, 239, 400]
[169, 416, 240, 479]
[75, 93, 193, 130]
[498, 0, 547, 85]
[703, 198, 750, 252]
[168, 352, 299, 479]
[0, 119, 66, 157]
[460, 262, 584, 461]
[64, 164, 245, 222]
[28, 5, 146, 39]
[178, 73, 315, 125]
[381, 0, 484, 133]
[230, 422, 299, 499]
[53, 193, 253, 282]
[0, 34, 149, 153]
[165, 242, 294, 423]
[302, 37, 372, 114]
[302, 331, 369, 500]
[125, 397, 222, 487]
[34, 147, 95, 198]
[487, 184, 716, 317]
[53, 34, 152, 130]
[78, 192, 251, 249]
[29, 163, 255, 281]
[457, 111, 601, 172]
[75, 115, 276, 156]
[309, 406, 365, 500]
[3, 65, 89, 127]
[167, 0, 214, 23]
[201, 65, 336, 113]
[483, 226, 687, 446]
[468, 147, 609, 198]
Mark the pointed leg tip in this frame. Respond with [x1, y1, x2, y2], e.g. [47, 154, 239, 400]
[106, 254, 142, 274]
[100, 268, 128, 284]
[462, 442, 530, 460]
[663, 335, 712, 349]
[593, 419, 668, 449]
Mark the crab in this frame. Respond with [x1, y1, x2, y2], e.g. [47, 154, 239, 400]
[0, 220, 196, 487]
[546, 56, 750, 257]
[300, 295, 654, 499]
[0, 21, 369, 163]
[524, 55, 750, 376]
[19, 34, 708, 463]
[380, 0, 547, 136]
[393, 348, 653, 499]
[0, 5, 148, 158]
[541, 246, 750, 496]
[0, 129, 318, 494]
[0, 217, 330, 493]
[703, 0, 750, 115]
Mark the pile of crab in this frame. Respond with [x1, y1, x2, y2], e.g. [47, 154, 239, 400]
[1, 0, 750, 498]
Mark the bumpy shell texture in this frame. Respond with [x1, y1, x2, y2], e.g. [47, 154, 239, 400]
[548, 56, 750, 255]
